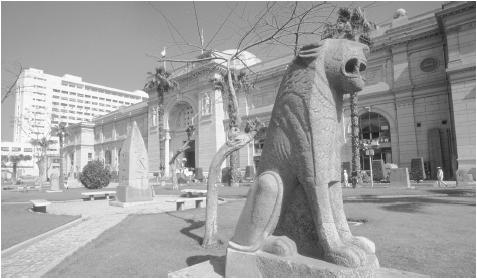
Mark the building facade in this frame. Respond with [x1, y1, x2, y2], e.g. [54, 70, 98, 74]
[1, 141, 59, 179]
[64, 2, 476, 182]
[11, 68, 148, 144]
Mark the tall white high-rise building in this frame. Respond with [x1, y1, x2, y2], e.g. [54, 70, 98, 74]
[12, 68, 148, 143]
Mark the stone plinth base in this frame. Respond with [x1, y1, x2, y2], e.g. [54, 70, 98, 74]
[116, 185, 153, 203]
[226, 248, 378, 277]
[389, 168, 411, 188]
[168, 254, 428, 278]
[168, 256, 225, 278]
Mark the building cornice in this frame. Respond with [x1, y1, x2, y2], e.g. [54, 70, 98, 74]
[93, 102, 148, 124]
[372, 29, 442, 52]
[447, 63, 476, 79]
[435, 2, 475, 19]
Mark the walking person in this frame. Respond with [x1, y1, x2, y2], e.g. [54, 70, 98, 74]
[436, 167, 448, 188]
[343, 170, 349, 188]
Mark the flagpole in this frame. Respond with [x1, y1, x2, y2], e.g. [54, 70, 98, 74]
[201, 28, 204, 54]
[161, 47, 167, 71]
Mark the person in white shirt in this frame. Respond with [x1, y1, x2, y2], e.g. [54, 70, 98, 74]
[436, 167, 448, 188]
[343, 170, 349, 188]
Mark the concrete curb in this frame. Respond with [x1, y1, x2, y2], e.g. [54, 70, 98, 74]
[345, 193, 449, 200]
[26, 215, 127, 278]
[1, 216, 87, 258]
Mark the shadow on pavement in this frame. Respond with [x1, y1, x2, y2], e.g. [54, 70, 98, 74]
[345, 196, 475, 213]
[426, 188, 475, 197]
[166, 212, 205, 244]
[185, 255, 225, 276]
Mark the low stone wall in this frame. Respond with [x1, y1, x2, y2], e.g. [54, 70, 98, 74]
[389, 168, 410, 187]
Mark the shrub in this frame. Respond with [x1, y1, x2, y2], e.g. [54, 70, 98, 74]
[79, 160, 111, 189]
[360, 170, 371, 183]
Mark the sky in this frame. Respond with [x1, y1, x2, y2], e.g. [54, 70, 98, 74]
[1, 1, 444, 141]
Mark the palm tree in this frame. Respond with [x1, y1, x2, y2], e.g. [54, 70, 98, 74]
[145, 67, 178, 180]
[30, 137, 57, 184]
[51, 122, 68, 189]
[323, 7, 375, 187]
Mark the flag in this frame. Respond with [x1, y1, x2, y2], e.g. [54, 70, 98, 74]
[201, 28, 204, 48]
[161, 47, 166, 57]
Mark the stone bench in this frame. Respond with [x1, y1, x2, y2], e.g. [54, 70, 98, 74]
[167, 197, 206, 211]
[81, 191, 116, 201]
[30, 199, 51, 213]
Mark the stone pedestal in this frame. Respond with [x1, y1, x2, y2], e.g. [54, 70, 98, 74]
[168, 252, 428, 278]
[226, 248, 378, 278]
[50, 173, 60, 191]
[116, 186, 153, 203]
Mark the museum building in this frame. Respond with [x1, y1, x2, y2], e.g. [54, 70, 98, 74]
[63, 2, 475, 183]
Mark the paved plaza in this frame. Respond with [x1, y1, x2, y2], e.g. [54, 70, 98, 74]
[1, 195, 203, 278]
[1, 185, 475, 277]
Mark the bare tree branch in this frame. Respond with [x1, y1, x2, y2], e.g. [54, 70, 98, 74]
[192, 1, 203, 50]
[204, 2, 239, 50]
[1, 66, 23, 104]
[235, 1, 278, 51]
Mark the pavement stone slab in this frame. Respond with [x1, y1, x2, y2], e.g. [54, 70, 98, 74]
[1, 195, 189, 278]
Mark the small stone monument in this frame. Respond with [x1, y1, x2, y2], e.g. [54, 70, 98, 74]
[49, 173, 60, 191]
[111, 121, 152, 206]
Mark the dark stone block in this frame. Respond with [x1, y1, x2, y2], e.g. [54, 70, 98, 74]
[221, 167, 231, 183]
[244, 165, 255, 181]
[371, 160, 385, 181]
[195, 168, 204, 181]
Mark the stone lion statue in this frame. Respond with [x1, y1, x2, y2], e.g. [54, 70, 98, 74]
[228, 39, 378, 269]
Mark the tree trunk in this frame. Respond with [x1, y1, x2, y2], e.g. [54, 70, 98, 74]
[203, 150, 221, 247]
[203, 130, 257, 247]
[59, 136, 64, 190]
[12, 162, 17, 185]
[36, 159, 44, 187]
[170, 162, 179, 190]
[44, 155, 49, 182]
[225, 60, 241, 187]
[169, 141, 192, 191]
[228, 151, 240, 187]
[158, 90, 164, 182]
[350, 91, 361, 188]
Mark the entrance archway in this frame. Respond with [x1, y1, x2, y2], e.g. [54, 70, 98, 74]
[168, 102, 196, 169]
[359, 111, 392, 170]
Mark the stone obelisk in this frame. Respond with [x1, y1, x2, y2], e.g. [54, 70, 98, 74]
[112, 121, 153, 206]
